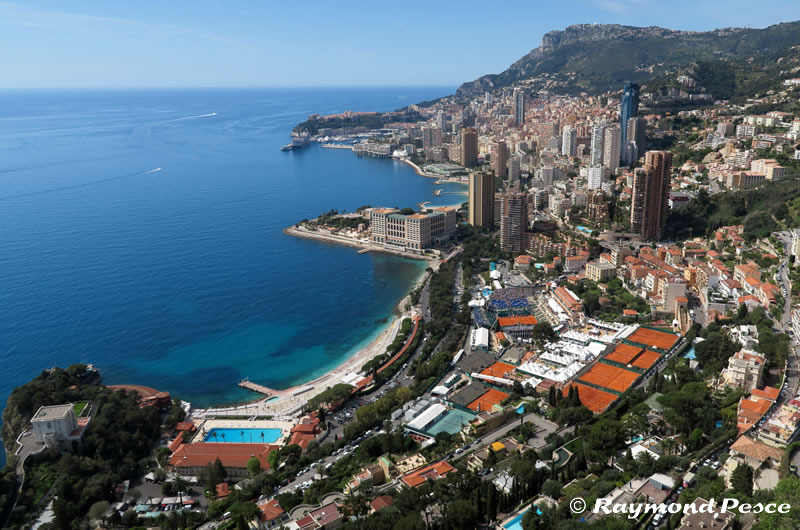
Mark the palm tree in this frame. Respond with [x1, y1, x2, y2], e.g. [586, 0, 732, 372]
[260, 431, 265, 444]
[662, 438, 678, 456]
[221, 432, 226, 443]
[241, 430, 245, 443]
[174, 476, 188, 506]
[212, 431, 218, 443]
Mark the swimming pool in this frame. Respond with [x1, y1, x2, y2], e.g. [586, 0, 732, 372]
[503, 507, 542, 530]
[203, 427, 282, 444]
[504, 512, 525, 530]
[683, 346, 696, 360]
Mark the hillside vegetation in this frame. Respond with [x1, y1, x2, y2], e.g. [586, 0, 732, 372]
[456, 22, 800, 98]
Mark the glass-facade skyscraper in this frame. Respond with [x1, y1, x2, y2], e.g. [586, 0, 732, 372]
[620, 82, 640, 146]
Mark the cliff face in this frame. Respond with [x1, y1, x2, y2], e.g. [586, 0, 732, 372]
[455, 21, 800, 98]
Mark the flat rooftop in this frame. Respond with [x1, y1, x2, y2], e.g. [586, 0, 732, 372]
[32, 404, 73, 421]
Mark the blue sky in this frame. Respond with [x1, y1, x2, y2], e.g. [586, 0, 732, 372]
[0, 0, 797, 88]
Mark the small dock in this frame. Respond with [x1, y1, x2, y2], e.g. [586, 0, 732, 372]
[358, 248, 371, 254]
[238, 378, 273, 396]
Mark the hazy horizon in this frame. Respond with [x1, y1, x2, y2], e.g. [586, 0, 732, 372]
[1, 0, 798, 89]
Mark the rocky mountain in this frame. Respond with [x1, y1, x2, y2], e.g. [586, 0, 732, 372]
[455, 22, 800, 98]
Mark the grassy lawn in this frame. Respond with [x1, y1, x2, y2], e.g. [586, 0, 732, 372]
[73, 401, 88, 417]
[564, 437, 584, 453]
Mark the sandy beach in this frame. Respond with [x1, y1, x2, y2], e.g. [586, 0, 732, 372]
[196, 242, 433, 421]
[195, 307, 410, 420]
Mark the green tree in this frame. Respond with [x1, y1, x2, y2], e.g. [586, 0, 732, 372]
[205, 457, 228, 493]
[487, 446, 498, 467]
[688, 428, 705, 451]
[635, 451, 656, 477]
[754, 476, 800, 529]
[229, 500, 260, 530]
[542, 479, 562, 499]
[730, 463, 754, 497]
[548, 386, 557, 406]
[88, 500, 110, 521]
[533, 322, 556, 343]
[247, 456, 262, 477]
[445, 499, 480, 529]
[585, 418, 627, 462]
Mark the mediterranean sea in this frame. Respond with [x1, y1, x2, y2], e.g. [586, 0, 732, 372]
[0, 87, 462, 461]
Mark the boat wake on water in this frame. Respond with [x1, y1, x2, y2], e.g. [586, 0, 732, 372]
[0, 168, 163, 201]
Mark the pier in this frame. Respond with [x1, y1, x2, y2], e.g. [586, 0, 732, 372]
[238, 378, 273, 396]
[358, 248, 371, 254]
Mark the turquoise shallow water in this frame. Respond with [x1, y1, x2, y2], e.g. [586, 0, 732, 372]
[0, 87, 463, 462]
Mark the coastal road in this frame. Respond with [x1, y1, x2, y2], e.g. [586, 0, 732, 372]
[277, 425, 388, 496]
[419, 276, 432, 322]
[453, 262, 464, 306]
[780, 343, 799, 406]
[778, 259, 792, 329]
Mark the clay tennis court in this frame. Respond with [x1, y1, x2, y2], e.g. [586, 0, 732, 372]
[631, 350, 662, 370]
[604, 343, 662, 370]
[497, 315, 538, 327]
[626, 327, 679, 351]
[467, 388, 510, 411]
[480, 361, 516, 378]
[604, 343, 644, 365]
[578, 363, 640, 393]
[564, 383, 618, 413]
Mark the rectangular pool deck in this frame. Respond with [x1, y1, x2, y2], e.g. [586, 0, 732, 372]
[193, 418, 294, 445]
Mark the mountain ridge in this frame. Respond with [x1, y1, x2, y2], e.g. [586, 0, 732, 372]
[455, 21, 800, 98]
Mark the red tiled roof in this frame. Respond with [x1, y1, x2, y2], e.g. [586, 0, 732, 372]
[168, 436, 185, 453]
[370, 495, 394, 512]
[169, 442, 277, 470]
[401, 461, 455, 488]
[296, 515, 317, 529]
[309, 503, 342, 526]
[292, 423, 319, 434]
[216, 482, 230, 498]
[258, 498, 285, 522]
[751, 386, 780, 401]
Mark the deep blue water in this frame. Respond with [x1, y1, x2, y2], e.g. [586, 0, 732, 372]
[0, 87, 463, 457]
